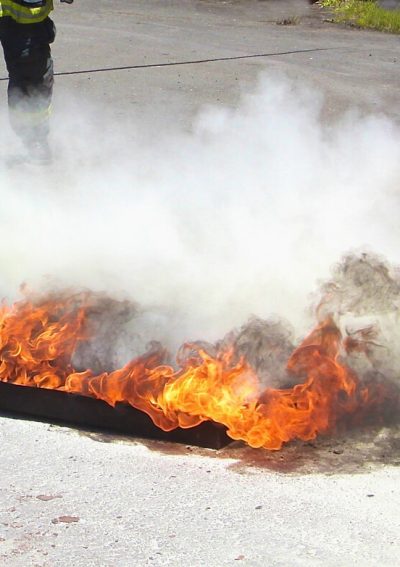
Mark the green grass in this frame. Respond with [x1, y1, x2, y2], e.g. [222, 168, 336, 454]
[319, 0, 400, 33]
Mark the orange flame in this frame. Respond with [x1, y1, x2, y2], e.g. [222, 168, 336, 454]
[0, 293, 388, 450]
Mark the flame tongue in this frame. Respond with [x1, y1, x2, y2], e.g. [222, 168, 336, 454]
[0, 294, 387, 450]
[0, 295, 86, 389]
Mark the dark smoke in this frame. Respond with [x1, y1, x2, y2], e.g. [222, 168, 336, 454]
[313, 253, 400, 410]
[219, 317, 296, 388]
[72, 294, 139, 373]
[34, 253, 400, 420]
[317, 252, 400, 319]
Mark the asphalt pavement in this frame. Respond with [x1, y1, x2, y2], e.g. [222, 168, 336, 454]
[49, 0, 399, 123]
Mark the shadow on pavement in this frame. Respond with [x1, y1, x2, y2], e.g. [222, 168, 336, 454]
[79, 422, 400, 475]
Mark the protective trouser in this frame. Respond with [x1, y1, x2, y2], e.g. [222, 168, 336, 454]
[0, 16, 55, 143]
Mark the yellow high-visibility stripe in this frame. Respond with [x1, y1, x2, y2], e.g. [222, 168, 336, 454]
[0, 1, 53, 24]
[10, 104, 52, 126]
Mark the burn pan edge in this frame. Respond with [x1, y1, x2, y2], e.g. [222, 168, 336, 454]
[0, 381, 232, 449]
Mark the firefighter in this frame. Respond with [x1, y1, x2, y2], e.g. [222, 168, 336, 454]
[0, 0, 73, 164]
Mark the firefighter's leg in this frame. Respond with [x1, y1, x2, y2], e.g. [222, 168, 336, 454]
[1, 18, 55, 162]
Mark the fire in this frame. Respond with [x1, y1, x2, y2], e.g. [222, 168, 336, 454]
[0, 292, 389, 450]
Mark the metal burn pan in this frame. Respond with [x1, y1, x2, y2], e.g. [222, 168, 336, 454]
[0, 381, 232, 449]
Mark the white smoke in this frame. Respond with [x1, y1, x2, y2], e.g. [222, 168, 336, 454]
[0, 73, 399, 359]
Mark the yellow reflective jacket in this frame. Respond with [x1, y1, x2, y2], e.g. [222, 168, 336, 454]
[0, 0, 53, 24]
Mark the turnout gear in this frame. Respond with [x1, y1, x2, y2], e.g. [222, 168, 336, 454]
[0, 17, 55, 144]
[0, 1, 69, 163]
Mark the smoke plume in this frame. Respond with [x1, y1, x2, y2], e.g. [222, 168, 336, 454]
[0, 73, 399, 375]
